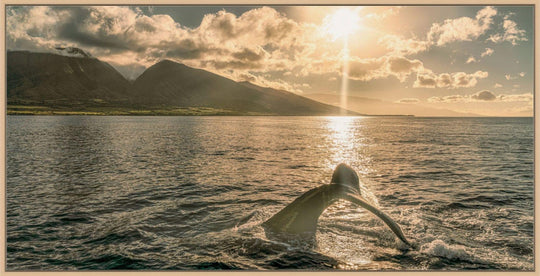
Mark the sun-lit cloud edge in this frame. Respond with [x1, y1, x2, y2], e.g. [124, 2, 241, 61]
[6, 5, 531, 99]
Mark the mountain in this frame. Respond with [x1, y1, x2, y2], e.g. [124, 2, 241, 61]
[131, 59, 355, 115]
[8, 50, 358, 115]
[305, 93, 482, 117]
[7, 50, 131, 106]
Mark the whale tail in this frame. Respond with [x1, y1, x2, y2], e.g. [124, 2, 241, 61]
[263, 163, 410, 246]
[330, 163, 360, 193]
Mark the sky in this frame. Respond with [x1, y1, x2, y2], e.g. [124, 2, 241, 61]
[6, 5, 534, 116]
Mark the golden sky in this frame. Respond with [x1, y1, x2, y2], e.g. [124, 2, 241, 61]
[6, 5, 534, 116]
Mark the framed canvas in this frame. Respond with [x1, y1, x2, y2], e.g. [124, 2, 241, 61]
[1, 0, 537, 274]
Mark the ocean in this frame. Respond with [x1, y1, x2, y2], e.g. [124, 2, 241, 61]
[6, 115, 534, 270]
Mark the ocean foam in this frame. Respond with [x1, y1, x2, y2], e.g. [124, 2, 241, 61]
[421, 239, 473, 261]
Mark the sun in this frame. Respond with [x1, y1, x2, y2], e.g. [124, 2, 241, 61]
[323, 8, 362, 41]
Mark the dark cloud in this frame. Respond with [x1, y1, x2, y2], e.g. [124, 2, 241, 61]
[264, 20, 295, 40]
[388, 56, 422, 73]
[133, 17, 158, 33]
[471, 90, 496, 101]
[58, 24, 131, 50]
[438, 73, 452, 87]
[416, 75, 437, 87]
[165, 48, 203, 59]
[162, 39, 203, 59]
[232, 48, 265, 61]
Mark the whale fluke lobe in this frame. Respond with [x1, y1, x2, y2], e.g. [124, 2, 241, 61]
[263, 163, 410, 246]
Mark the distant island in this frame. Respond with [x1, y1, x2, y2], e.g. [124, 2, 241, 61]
[8, 49, 365, 116]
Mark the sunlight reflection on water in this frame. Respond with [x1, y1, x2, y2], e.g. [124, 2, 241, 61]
[6, 116, 534, 270]
[325, 116, 358, 168]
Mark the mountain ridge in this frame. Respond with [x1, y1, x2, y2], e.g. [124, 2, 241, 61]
[7, 50, 357, 116]
[7, 50, 131, 106]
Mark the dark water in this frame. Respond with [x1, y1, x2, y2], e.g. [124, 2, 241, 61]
[6, 116, 534, 270]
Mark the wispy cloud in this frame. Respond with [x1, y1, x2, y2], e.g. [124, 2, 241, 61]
[394, 98, 420, 104]
[380, 6, 526, 61]
[414, 70, 488, 89]
[505, 72, 526, 80]
[487, 17, 527, 45]
[428, 90, 533, 103]
[379, 7, 497, 55]
[480, 47, 494, 57]
[466, 56, 477, 64]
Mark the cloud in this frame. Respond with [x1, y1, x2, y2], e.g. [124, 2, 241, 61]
[487, 18, 527, 45]
[427, 6, 496, 46]
[414, 70, 488, 88]
[7, 6, 324, 92]
[346, 56, 388, 81]
[415, 74, 438, 87]
[378, 34, 430, 55]
[480, 48, 494, 57]
[363, 6, 402, 22]
[498, 93, 533, 102]
[428, 91, 532, 103]
[471, 90, 496, 101]
[229, 71, 303, 93]
[5, 5, 530, 97]
[465, 47, 493, 64]
[505, 72, 526, 80]
[345, 55, 423, 82]
[387, 56, 423, 81]
[380, 7, 499, 56]
[236, 72, 257, 82]
[232, 47, 267, 62]
[395, 98, 420, 104]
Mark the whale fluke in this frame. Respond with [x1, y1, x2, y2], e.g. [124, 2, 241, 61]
[263, 163, 410, 246]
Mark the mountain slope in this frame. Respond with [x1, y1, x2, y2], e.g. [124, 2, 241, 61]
[305, 93, 482, 117]
[7, 50, 131, 106]
[8, 51, 359, 116]
[131, 60, 355, 115]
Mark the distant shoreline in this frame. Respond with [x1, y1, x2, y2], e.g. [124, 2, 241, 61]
[7, 105, 414, 117]
[10, 105, 533, 118]
[7, 110, 534, 118]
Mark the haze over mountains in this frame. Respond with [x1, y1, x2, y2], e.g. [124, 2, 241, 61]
[7, 50, 355, 116]
[305, 94, 482, 117]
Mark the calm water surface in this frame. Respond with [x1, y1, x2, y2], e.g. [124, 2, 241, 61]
[6, 116, 534, 270]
